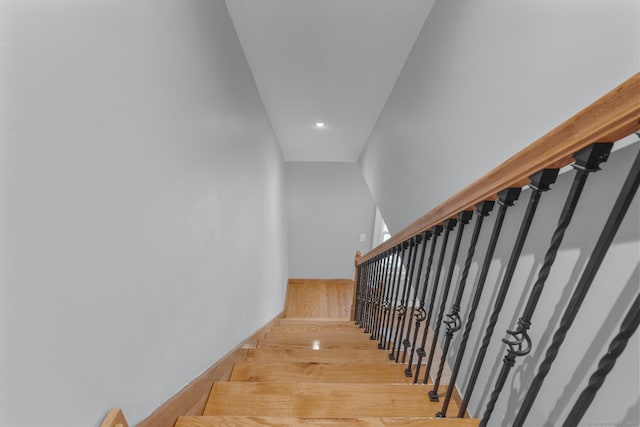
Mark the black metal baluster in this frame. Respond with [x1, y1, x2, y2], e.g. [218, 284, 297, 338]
[356, 261, 368, 326]
[420, 212, 473, 384]
[361, 258, 372, 330]
[392, 236, 420, 361]
[429, 201, 494, 402]
[366, 257, 378, 331]
[369, 254, 384, 340]
[373, 250, 392, 341]
[363, 258, 374, 328]
[481, 143, 612, 427]
[365, 255, 382, 334]
[387, 242, 409, 351]
[380, 246, 399, 349]
[412, 220, 456, 382]
[563, 293, 640, 427]
[374, 250, 393, 340]
[402, 230, 433, 365]
[457, 169, 559, 418]
[354, 263, 362, 323]
[514, 144, 638, 427]
[368, 254, 381, 337]
[384, 245, 403, 350]
[361, 258, 373, 329]
[406, 226, 443, 376]
[438, 189, 520, 417]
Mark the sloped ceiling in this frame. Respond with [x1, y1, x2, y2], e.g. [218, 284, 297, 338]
[226, 0, 435, 162]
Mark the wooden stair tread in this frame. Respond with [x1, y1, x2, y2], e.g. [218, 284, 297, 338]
[203, 383, 458, 417]
[264, 331, 372, 340]
[258, 341, 377, 350]
[272, 324, 365, 334]
[278, 318, 358, 326]
[245, 348, 391, 362]
[176, 416, 480, 426]
[230, 361, 414, 383]
[263, 331, 373, 343]
[259, 333, 379, 350]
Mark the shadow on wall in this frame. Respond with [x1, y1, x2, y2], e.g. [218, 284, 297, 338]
[378, 143, 639, 427]
[541, 264, 639, 427]
[439, 141, 640, 425]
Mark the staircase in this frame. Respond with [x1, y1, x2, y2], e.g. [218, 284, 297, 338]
[175, 279, 480, 426]
[102, 76, 639, 427]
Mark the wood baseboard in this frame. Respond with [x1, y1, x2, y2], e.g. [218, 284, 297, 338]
[136, 311, 283, 427]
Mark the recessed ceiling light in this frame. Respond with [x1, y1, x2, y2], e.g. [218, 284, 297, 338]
[314, 122, 326, 128]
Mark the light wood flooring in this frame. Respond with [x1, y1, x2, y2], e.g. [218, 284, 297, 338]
[176, 280, 478, 426]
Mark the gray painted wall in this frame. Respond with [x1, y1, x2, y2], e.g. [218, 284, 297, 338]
[359, 0, 639, 233]
[0, 1, 287, 426]
[360, 1, 640, 424]
[286, 162, 376, 278]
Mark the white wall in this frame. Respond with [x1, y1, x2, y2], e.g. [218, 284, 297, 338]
[359, 0, 639, 233]
[358, 1, 640, 424]
[286, 162, 376, 278]
[0, 1, 287, 426]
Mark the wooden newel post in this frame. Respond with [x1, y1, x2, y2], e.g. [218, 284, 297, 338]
[100, 409, 129, 427]
[352, 251, 362, 321]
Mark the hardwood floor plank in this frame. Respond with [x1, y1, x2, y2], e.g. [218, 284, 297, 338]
[245, 348, 391, 363]
[278, 318, 358, 326]
[203, 383, 459, 417]
[229, 361, 413, 383]
[272, 324, 363, 334]
[177, 416, 480, 426]
[259, 333, 379, 350]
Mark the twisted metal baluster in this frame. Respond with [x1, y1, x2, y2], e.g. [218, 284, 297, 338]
[381, 249, 397, 343]
[402, 230, 435, 365]
[374, 254, 387, 336]
[514, 145, 638, 426]
[380, 246, 399, 349]
[438, 189, 520, 417]
[406, 226, 444, 376]
[383, 245, 403, 349]
[429, 200, 495, 402]
[373, 250, 393, 341]
[481, 143, 613, 427]
[366, 255, 383, 335]
[457, 169, 558, 418]
[363, 256, 375, 332]
[393, 236, 420, 361]
[411, 220, 455, 381]
[373, 254, 386, 335]
[363, 257, 376, 332]
[387, 242, 408, 351]
[356, 260, 369, 326]
[563, 293, 640, 427]
[420, 212, 472, 384]
[360, 259, 373, 328]
[354, 263, 363, 323]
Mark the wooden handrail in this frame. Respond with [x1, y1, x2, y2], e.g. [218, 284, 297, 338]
[359, 73, 640, 265]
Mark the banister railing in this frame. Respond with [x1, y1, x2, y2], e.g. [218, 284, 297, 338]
[358, 73, 640, 265]
[353, 73, 640, 426]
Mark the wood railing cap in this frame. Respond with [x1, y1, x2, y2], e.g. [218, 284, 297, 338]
[359, 73, 640, 264]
